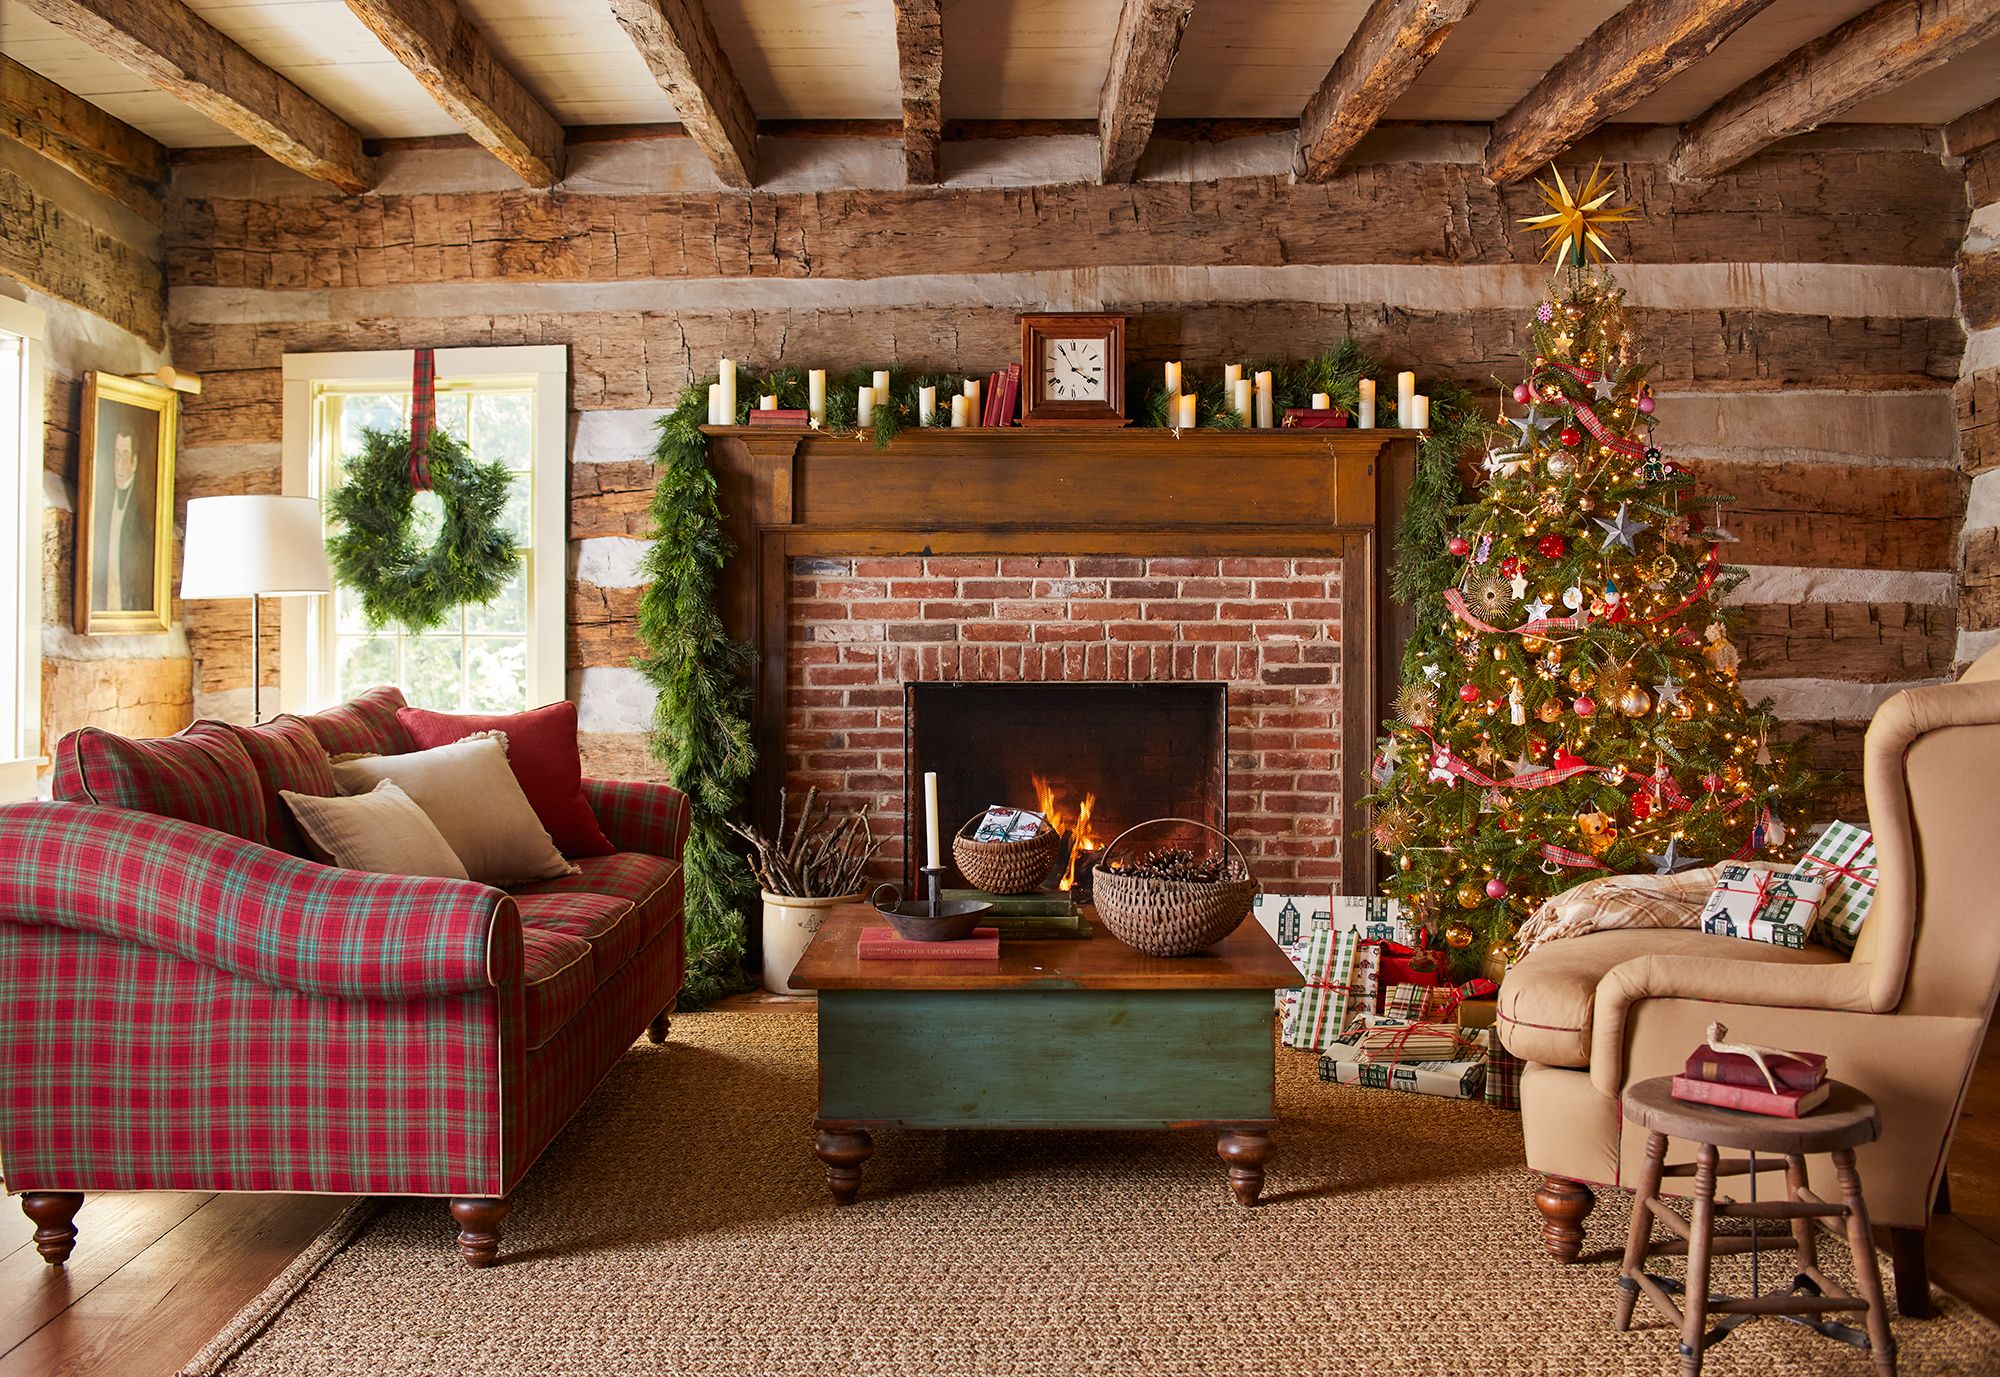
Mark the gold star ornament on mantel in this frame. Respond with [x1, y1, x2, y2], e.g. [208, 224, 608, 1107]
[1520, 160, 1636, 265]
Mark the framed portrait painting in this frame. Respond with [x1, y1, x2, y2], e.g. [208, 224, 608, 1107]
[75, 372, 177, 635]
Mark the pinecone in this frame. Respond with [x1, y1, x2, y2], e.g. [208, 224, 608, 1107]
[1110, 844, 1228, 883]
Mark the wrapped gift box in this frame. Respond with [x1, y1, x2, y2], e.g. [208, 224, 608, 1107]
[1382, 982, 1456, 1021]
[1332, 895, 1412, 946]
[1318, 1017, 1490, 1100]
[1797, 820, 1878, 954]
[1697, 863, 1825, 949]
[1281, 925, 1359, 1051]
[1486, 1043, 1525, 1111]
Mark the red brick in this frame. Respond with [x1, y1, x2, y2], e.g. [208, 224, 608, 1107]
[849, 689, 903, 707]
[1178, 579, 1254, 598]
[1266, 750, 1335, 769]
[848, 730, 902, 749]
[806, 622, 885, 644]
[963, 622, 1032, 642]
[1108, 622, 1176, 642]
[1295, 815, 1341, 836]
[1143, 602, 1218, 621]
[887, 579, 961, 598]
[844, 599, 921, 620]
[1253, 579, 1325, 599]
[1219, 602, 1288, 620]
[794, 602, 849, 620]
[1074, 556, 1145, 577]
[802, 708, 878, 729]
[853, 558, 924, 577]
[921, 557, 997, 576]
[808, 665, 880, 686]
[1108, 579, 1179, 598]
[1150, 557, 1220, 576]
[793, 644, 840, 664]
[1000, 557, 1072, 576]
[921, 601, 994, 620]
[1219, 558, 1292, 577]
[1263, 666, 1332, 685]
[805, 750, 880, 770]
[812, 580, 890, 599]
[1061, 599, 1143, 619]
[1035, 578, 1107, 598]
[1266, 793, 1336, 813]
[960, 579, 1029, 599]
[1254, 623, 1319, 641]
[1293, 861, 1344, 880]
[1034, 622, 1104, 642]
[995, 599, 1068, 620]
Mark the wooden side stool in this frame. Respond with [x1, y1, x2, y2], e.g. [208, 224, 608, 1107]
[1616, 1076, 1894, 1377]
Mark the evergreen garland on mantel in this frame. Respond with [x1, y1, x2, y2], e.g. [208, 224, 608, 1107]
[635, 344, 1477, 1006]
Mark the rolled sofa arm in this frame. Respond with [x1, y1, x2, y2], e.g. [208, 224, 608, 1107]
[580, 777, 691, 861]
[0, 802, 516, 1000]
[1588, 952, 1877, 1097]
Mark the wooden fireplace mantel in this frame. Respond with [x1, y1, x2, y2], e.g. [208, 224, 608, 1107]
[702, 425, 1424, 890]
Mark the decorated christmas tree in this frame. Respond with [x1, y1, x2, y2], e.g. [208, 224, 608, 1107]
[1368, 165, 1821, 978]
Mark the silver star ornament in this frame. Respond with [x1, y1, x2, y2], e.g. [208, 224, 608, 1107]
[1592, 375, 1618, 401]
[1645, 836, 1705, 875]
[1654, 676, 1683, 710]
[1522, 595, 1553, 622]
[1595, 501, 1651, 553]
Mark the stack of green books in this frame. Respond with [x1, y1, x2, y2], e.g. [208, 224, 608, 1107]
[944, 889, 1093, 940]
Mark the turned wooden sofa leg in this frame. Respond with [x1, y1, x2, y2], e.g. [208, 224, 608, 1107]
[646, 997, 676, 1045]
[1889, 1225, 1935, 1319]
[449, 1196, 511, 1269]
[1533, 1175, 1595, 1262]
[22, 1192, 85, 1265]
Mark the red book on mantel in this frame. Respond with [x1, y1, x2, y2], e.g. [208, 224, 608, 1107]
[1671, 1075, 1831, 1119]
[857, 926, 1001, 960]
[1684, 1047, 1827, 1094]
[747, 409, 810, 427]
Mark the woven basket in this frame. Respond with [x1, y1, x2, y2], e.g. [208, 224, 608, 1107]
[952, 814, 1062, 894]
[1093, 818, 1257, 957]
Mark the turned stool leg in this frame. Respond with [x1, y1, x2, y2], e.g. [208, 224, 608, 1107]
[1832, 1148, 1897, 1377]
[1785, 1154, 1822, 1278]
[1679, 1142, 1719, 1377]
[22, 1193, 85, 1266]
[1617, 1131, 1669, 1331]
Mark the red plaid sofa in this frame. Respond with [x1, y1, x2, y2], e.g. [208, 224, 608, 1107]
[0, 687, 687, 1268]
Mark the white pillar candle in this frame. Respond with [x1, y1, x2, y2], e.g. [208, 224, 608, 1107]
[963, 377, 981, 427]
[1396, 370, 1416, 425]
[1411, 394, 1431, 430]
[807, 369, 827, 425]
[950, 394, 968, 427]
[706, 382, 722, 425]
[1177, 393, 1198, 428]
[1223, 363, 1243, 391]
[1358, 378, 1376, 428]
[1164, 361, 1182, 396]
[918, 385, 937, 425]
[1311, 392, 1331, 410]
[759, 393, 778, 412]
[873, 369, 891, 403]
[1254, 370, 1274, 428]
[924, 771, 942, 869]
[857, 386, 875, 426]
[1232, 378, 1253, 424]
[718, 357, 737, 423]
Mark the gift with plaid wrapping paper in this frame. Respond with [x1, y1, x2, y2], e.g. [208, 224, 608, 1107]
[1281, 922, 1359, 1051]
[1318, 1016, 1491, 1099]
[1795, 820, 1878, 954]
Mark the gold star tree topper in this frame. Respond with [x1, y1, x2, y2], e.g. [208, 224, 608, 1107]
[1519, 161, 1636, 265]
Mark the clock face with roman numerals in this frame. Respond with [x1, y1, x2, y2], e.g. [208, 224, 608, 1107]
[1040, 337, 1107, 402]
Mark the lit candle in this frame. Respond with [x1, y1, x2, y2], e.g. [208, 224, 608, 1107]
[1358, 378, 1376, 428]
[1254, 370, 1274, 428]
[918, 385, 937, 425]
[924, 771, 942, 870]
[950, 394, 968, 427]
[1177, 393, 1198, 428]
[857, 386, 875, 426]
[1164, 361, 1182, 396]
[873, 369, 891, 403]
[808, 369, 827, 425]
[706, 382, 722, 425]
[759, 393, 778, 412]
[1411, 394, 1431, 430]
[1233, 378, 1253, 424]
[963, 377, 981, 427]
[718, 357, 737, 423]
[1311, 391, 1331, 410]
[1397, 370, 1416, 425]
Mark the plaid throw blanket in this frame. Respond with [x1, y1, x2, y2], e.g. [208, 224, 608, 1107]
[1514, 866, 1723, 958]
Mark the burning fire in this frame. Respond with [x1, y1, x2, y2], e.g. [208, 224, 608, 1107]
[1032, 773, 1099, 891]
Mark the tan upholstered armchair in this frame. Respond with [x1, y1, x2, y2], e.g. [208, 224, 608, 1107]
[1497, 645, 2000, 1318]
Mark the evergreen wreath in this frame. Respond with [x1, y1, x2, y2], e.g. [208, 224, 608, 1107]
[325, 427, 519, 634]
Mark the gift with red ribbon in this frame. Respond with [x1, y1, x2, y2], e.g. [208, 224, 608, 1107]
[1318, 1016, 1490, 1099]
[1697, 862, 1825, 950]
[1795, 820, 1877, 954]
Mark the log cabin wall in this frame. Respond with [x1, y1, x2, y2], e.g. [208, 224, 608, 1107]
[163, 123, 1974, 819]
[1958, 142, 2000, 669]
[0, 135, 191, 758]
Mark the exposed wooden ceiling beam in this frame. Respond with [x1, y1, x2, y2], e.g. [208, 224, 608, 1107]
[607, 0, 756, 189]
[892, 0, 943, 184]
[1946, 95, 2000, 157]
[1099, 0, 1195, 184]
[1296, 0, 1483, 182]
[342, 0, 565, 188]
[21, 0, 375, 194]
[1673, 0, 2000, 181]
[1486, 0, 1777, 185]
[0, 52, 166, 220]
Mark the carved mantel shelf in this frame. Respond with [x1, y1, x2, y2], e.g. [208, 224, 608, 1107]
[701, 426, 1425, 889]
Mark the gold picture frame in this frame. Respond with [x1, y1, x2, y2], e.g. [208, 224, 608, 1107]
[75, 371, 177, 635]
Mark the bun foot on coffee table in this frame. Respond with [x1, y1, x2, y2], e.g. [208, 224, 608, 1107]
[1217, 1128, 1273, 1206]
[815, 1126, 873, 1204]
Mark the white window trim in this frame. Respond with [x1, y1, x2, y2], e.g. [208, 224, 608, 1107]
[280, 345, 568, 715]
[0, 295, 45, 803]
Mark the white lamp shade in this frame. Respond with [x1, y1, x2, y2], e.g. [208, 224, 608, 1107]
[180, 495, 332, 598]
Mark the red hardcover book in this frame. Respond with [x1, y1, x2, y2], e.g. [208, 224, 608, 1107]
[1684, 1047, 1827, 1093]
[999, 362, 1021, 426]
[747, 409, 811, 427]
[1281, 407, 1350, 429]
[857, 926, 1001, 960]
[1671, 1074, 1831, 1118]
[982, 370, 1004, 426]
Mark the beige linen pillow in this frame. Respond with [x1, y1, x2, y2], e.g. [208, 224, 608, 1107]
[282, 780, 470, 880]
[330, 734, 573, 886]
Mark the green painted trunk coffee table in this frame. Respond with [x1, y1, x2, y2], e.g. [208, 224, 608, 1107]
[788, 904, 1296, 1206]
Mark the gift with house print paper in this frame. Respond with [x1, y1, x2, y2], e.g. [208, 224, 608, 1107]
[1697, 863, 1826, 949]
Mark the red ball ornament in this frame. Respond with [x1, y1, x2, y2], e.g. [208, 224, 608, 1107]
[1573, 694, 1596, 717]
[1537, 534, 1567, 558]
[1559, 426, 1583, 447]
[1500, 556, 1522, 577]
[1637, 395, 1656, 415]
[1448, 536, 1471, 557]
[1458, 682, 1481, 703]
[1630, 793, 1653, 821]
[1485, 877, 1509, 900]
[1512, 382, 1533, 405]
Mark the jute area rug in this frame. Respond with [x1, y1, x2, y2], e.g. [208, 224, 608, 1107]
[185, 1011, 1996, 1376]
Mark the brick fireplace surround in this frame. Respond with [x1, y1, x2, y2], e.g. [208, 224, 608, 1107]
[786, 554, 1346, 886]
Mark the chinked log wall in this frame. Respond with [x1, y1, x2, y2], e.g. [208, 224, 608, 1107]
[161, 124, 1973, 821]
[1957, 143, 2000, 673]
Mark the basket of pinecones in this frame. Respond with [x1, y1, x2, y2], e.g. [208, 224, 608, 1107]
[952, 813, 1062, 894]
[1092, 818, 1257, 956]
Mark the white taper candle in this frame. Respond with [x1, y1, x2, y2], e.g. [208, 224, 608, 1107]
[857, 386, 875, 426]
[718, 358, 737, 423]
[807, 369, 827, 425]
[924, 772, 942, 869]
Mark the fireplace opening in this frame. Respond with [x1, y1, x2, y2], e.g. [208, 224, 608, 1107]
[905, 682, 1228, 892]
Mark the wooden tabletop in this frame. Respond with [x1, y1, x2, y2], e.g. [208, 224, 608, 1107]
[788, 904, 1300, 992]
[1624, 1076, 1881, 1154]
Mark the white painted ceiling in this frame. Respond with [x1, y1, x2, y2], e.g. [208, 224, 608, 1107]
[0, 0, 1993, 150]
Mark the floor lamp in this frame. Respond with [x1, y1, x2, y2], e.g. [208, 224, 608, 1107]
[180, 496, 332, 724]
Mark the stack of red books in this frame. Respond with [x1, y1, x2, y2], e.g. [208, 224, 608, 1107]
[1672, 1045, 1830, 1118]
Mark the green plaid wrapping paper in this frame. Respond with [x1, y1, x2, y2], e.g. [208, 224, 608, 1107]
[1797, 820, 1878, 954]
[1381, 982, 1455, 1021]
[1282, 925, 1358, 1051]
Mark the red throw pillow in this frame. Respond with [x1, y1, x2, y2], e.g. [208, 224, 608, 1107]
[231, 717, 339, 857]
[52, 721, 268, 845]
[395, 701, 614, 857]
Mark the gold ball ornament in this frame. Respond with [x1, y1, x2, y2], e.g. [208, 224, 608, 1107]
[1566, 666, 1594, 692]
[1536, 697, 1564, 723]
[1399, 854, 1414, 872]
[1618, 686, 1652, 717]
[1445, 921, 1475, 949]
[1455, 883, 1483, 911]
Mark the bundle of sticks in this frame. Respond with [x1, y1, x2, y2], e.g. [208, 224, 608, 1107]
[726, 787, 880, 898]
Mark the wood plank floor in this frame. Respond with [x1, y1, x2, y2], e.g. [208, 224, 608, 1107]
[2, 1001, 1994, 1376]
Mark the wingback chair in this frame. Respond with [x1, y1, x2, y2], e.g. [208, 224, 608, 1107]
[1497, 644, 2000, 1318]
